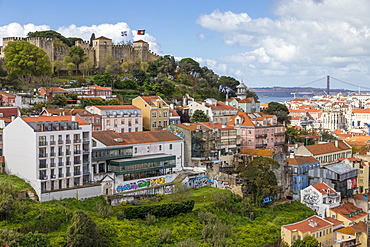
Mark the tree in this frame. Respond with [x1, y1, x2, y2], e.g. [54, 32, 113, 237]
[105, 62, 123, 88]
[80, 60, 94, 77]
[27, 30, 78, 46]
[132, 69, 147, 86]
[69, 46, 86, 74]
[17, 232, 50, 247]
[239, 157, 281, 204]
[0, 229, 20, 246]
[4, 40, 52, 81]
[191, 110, 209, 123]
[264, 102, 290, 124]
[179, 58, 202, 77]
[53, 60, 64, 77]
[291, 236, 319, 247]
[219, 76, 239, 91]
[52, 94, 67, 107]
[67, 210, 102, 247]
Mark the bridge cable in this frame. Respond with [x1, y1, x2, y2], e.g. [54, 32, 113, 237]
[330, 76, 370, 91]
[296, 76, 327, 87]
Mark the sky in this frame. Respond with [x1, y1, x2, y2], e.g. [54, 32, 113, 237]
[0, 0, 370, 91]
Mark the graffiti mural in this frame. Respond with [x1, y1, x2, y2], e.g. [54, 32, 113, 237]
[301, 188, 320, 206]
[186, 175, 208, 189]
[116, 177, 166, 192]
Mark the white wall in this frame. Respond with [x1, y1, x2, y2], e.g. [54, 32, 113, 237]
[40, 184, 101, 202]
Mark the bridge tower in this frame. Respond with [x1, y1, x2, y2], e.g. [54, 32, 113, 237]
[326, 76, 330, 95]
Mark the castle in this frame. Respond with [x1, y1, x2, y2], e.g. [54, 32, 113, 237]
[0, 35, 159, 67]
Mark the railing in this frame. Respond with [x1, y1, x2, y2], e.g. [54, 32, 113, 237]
[51, 174, 57, 179]
[74, 139, 81, 143]
[39, 153, 47, 158]
[50, 152, 56, 157]
[58, 173, 64, 178]
[66, 162, 71, 166]
[50, 162, 56, 167]
[256, 143, 268, 148]
[74, 160, 81, 165]
[255, 134, 267, 138]
[74, 171, 81, 176]
[274, 132, 285, 136]
[83, 138, 90, 143]
[58, 162, 63, 167]
[274, 141, 285, 145]
[39, 141, 48, 146]
[66, 172, 71, 177]
[66, 151, 71, 155]
[74, 150, 81, 155]
[58, 152, 64, 156]
[39, 176, 48, 180]
[66, 140, 71, 144]
[39, 163, 47, 169]
[58, 140, 64, 144]
[50, 141, 56, 145]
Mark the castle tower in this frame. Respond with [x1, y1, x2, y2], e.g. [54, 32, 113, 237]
[27, 37, 55, 63]
[236, 82, 248, 100]
[133, 40, 149, 62]
[93, 36, 113, 67]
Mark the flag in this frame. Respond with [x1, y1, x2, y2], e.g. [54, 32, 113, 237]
[137, 30, 145, 35]
[121, 31, 127, 36]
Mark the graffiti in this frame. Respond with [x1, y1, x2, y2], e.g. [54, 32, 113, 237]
[116, 177, 166, 192]
[347, 178, 357, 189]
[301, 188, 320, 206]
[186, 175, 207, 189]
[164, 185, 174, 194]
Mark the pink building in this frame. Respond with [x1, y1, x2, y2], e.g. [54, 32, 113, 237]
[227, 112, 285, 152]
[85, 105, 142, 133]
[0, 91, 16, 105]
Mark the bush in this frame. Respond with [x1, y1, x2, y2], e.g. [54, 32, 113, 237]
[117, 200, 195, 219]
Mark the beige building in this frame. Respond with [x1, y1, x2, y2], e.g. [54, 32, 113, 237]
[281, 215, 334, 246]
[334, 222, 367, 247]
[132, 96, 170, 131]
[329, 202, 367, 227]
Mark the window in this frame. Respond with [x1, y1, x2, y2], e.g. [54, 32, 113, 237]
[152, 112, 157, 118]
[147, 146, 150, 152]
[164, 111, 168, 117]
[152, 121, 157, 128]
[159, 145, 162, 151]
[170, 144, 173, 150]
[134, 147, 137, 154]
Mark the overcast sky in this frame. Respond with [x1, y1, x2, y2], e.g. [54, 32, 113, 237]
[0, 0, 369, 90]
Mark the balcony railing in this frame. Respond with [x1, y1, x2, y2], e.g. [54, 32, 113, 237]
[66, 151, 71, 155]
[50, 152, 56, 157]
[255, 143, 268, 148]
[58, 152, 64, 156]
[74, 160, 81, 165]
[66, 161, 71, 166]
[39, 141, 48, 146]
[39, 153, 47, 158]
[74, 171, 81, 176]
[74, 139, 81, 143]
[58, 173, 64, 178]
[39, 176, 48, 180]
[50, 162, 56, 167]
[66, 172, 71, 177]
[66, 140, 71, 144]
[274, 132, 285, 136]
[274, 141, 285, 145]
[74, 150, 81, 155]
[39, 163, 47, 169]
[50, 141, 56, 145]
[58, 162, 63, 167]
[51, 174, 57, 179]
[58, 140, 63, 144]
[255, 134, 267, 138]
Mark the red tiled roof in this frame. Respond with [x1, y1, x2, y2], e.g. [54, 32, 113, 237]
[305, 141, 351, 155]
[239, 148, 280, 156]
[331, 203, 367, 221]
[174, 123, 210, 131]
[92, 105, 139, 110]
[21, 116, 88, 125]
[335, 221, 367, 234]
[287, 156, 319, 165]
[352, 109, 370, 114]
[200, 122, 234, 130]
[283, 215, 333, 233]
[88, 85, 112, 90]
[0, 91, 15, 98]
[169, 109, 179, 117]
[324, 217, 344, 227]
[39, 87, 69, 93]
[92, 130, 183, 146]
[311, 183, 336, 195]
[94, 36, 111, 40]
[140, 96, 161, 103]
[0, 107, 19, 117]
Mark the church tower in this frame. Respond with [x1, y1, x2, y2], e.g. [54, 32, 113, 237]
[236, 82, 248, 100]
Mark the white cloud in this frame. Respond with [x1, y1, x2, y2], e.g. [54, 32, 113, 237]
[0, 22, 162, 55]
[196, 0, 370, 86]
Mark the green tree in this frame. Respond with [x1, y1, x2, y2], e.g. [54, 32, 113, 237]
[264, 102, 290, 124]
[191, 110, 209, 123]
[17, 232, 50, 247]
[53, 60, 64, 77]
[219, 76, 239, 91]
[67, 210, 102, 247]
[291, 236, 319, 247]
[69, 46, 86, 74]
[52, 94, 67, 107]
[105, 62, 122, 88]
[132, 69, 147, 86]
[4, 40, 52, 82]
[80, 60, 94, 77]
[0, 229, 20, 246]
[27, 30, 80, 47]
[179, 58, 202, 77]
[239, 157, 281, 204]
[92, 74, 111, 87]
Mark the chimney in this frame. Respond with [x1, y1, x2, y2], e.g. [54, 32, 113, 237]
[11, 115, 15, 122]
[72, 115, 76, 121]
[335, 140, 338, 147]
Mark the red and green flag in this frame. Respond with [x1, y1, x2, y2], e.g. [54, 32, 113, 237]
[137, 30, 145, 35]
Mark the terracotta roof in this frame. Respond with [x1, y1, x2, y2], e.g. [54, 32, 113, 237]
[331, 203, 367, 221]
[338, 157, 362, 162]
[298, 135, 319, 139]
[204, 101, 237, 111]
[335, 221, 367, 234]
[353, 194, 369, 200]
[174, 123, 210, 131]
[311, 183, 336, 195]
[43, 108, 93, 116]
[287, 156, 319, 165]
[282, 215, 333, 233]
[93, 130, 183, 146]
[305, 141, 351, 156]
[239, 97, 259, 103]
[324, 217, 344, 227]
[200, 122, 235, 130]
[88, 85, 112, 90]
[344, 136, 370, 148]
[21, 115, 88, 125]
[352, 109, 370, 113]
[92, 105, 139, 110]
[239, 148, 280, 157]
[140, 96, 161, 103]
[39, 87, 69, 93]
[0, 91, 15, 97]
[169, 109, 179, 117]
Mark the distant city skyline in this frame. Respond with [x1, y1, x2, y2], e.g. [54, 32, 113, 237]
[0, 0, 370, 90]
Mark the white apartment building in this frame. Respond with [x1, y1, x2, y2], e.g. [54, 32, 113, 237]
[4, 116, 100, 202]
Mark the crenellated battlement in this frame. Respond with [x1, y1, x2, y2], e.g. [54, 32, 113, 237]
[1, 35, 159, 65]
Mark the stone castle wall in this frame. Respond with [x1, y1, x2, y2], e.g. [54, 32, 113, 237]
[0, 36, 159, 66]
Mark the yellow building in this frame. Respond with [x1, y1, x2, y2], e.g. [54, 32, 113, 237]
[132, 96, 170, 131]
[329, 202, 367, 227]
[340, 157, 369, 193]
[281, 215, 334, 246]
[334, 221, 368, 247]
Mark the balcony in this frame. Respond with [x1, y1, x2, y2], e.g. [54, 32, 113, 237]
[74, 171, 81, 176]
[274, 141, 285, 145]
[39, 163, 47, 169]
[66, 161, 71, 166]
[83, 138, 90, 144]
[58, 140, 63, 144]
[58, 152, 64, 156]
[50, 141, 56, 145]
[74, 139, 81, 143]
[39, 153, 47, 158]
[83, 150, 89, 155]
[66, 172, 71, 177]
[74, 160, 81, 165]
[255, 143, 268, 148]
[274, 132, 285, 136]
[50, 152, 56, 157]
[51, 174, 57, 179]
[255, 134, 267, 138]
[58, 162, 63, 167]
[39, 176, 48, 180]
[83, 159, 89, 164]
[58, 173, 64, 178]
[66, 140, 71, 144]
[66, 150, 71, 155]
[74, 150, 81, 155]
[50, 162, 56, 168]
[39, 141, 48, 146]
